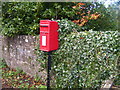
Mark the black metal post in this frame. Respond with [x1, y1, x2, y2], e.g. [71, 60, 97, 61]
[47, 51, 52, 90]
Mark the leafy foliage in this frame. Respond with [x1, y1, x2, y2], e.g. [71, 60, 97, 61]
[113, 74, 120, 86]
[2, 2, 118, 36]
[2, 2, 75, 37]
[36, 29, 120, 88]
[54, 31, 119, 88]
[2, 61, 47, 88]
[2, 2, 119, 88]
[2, 2, 40, 37]
[40, 2, 75, 19]
[72, 2, 118, 31]
[0, 58, 7, 68]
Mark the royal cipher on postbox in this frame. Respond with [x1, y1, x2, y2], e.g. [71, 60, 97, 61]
[40, 20, 59, 52]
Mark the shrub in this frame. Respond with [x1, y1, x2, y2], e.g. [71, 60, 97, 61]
[2, 2, 118, 37]
[56, 19, 81, 44]
[1, 2, 76, 37]
[2, 2, 41, 37]
[36, 30, 120, 88]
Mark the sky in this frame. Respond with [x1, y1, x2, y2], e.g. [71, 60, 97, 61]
[98, 0, 120, 7]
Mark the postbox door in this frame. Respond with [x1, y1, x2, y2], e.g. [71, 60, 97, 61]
[40, 32, 50, 51]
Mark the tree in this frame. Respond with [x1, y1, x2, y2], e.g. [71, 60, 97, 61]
[71, 2, 118, 31]
[2, 2, 118, 37]
[2, 2, 76, 36]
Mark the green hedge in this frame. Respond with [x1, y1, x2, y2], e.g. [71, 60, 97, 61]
[36, 30, 120, 88]
[54, 31, 119, 88]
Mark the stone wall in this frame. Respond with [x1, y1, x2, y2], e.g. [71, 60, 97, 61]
[0, 35, 2, 90]
[0, 36, 2, 58]
[1, 35, 47, 82]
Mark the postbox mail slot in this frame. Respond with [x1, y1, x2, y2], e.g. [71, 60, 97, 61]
[40, 26, 49, 32]
[41, 26, 48, 27]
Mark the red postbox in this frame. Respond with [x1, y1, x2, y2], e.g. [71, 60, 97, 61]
[40, 20, 59, 52]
